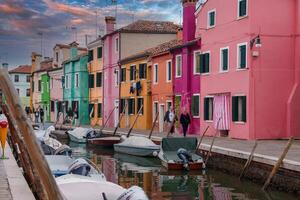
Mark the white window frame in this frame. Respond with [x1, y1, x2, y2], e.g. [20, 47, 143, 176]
[237, 42, 248, 70]
[237, 0, 248, 19]
[115, 69, 119, 87]
[153, 63, 158, 84]
[65, 74, 70, 89]
[232, 94, 247, 124]
[191, 94, 200, 118]
[129, 97, 135, 116]
[219, 47, 229, 73]
[166, 60, 172, 82]
[115, 37, 119, 53]
[165, 100, 173, 111]
[139, 63, 147, 80]
[207, 9, 216, 29]
[153, 101, 159, 122]
[130, 65, 136, 82]
[193, 50, 201, 75]
[75, 73, 79, 88]
[204, 95, 214, 122]
[120, 67, 126, 83]
[175, 55, 182, 78]
[200, 51, 211, 75]
[137, 96, 144, 115]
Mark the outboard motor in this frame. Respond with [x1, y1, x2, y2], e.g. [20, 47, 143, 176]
[54, 144, 72, 156]
[68, 158, 91, 176]
[40, 141, 55, 155]
[177, 148, 193, 170]
[117, 186, 149, 200]
[86, 129, 97, 139]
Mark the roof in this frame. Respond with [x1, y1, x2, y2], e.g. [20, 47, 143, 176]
[53, 43, 87, 51]
[87, 36, 103, 49]
[9, 65, 31, 74]
[120, 39, 182, 64]
[62, 52, 88, 65]
[169, 38, 201, 51]
[104, 20, 181, 38]
[33, 58, 53, 73]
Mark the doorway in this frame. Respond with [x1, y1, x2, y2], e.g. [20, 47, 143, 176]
[114, 100, 119, 128]
[159, 104, 165, 133]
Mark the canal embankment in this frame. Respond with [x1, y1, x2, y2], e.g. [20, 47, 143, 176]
[0, 142, 35, 200]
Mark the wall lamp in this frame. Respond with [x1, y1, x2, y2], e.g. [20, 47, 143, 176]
[250, 35, 262, 49]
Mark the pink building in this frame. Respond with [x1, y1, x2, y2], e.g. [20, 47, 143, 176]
[102, 17, 179, 128]
[196, 0, 300, 139]
[170, 0, 201, 134]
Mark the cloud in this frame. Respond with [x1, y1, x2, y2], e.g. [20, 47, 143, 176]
[140, 0, 167, 3]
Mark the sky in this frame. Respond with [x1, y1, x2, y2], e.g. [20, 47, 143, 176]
[0, 0, 183, 68]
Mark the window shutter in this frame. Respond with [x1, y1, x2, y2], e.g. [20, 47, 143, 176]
[232, 96, 238, 121]
[210, 12, 215, 26]
[204, 98, 209, 120]
[200, 54, 205, 73]
[240, 45, 246, 68]
[223, 49, 228, 70]
[98, 103, 102, 118]
[97, 47, 102, 58]
[205, 53, 210, 73]
[240, 0, 247, 17]
[242, 96, 247, 122]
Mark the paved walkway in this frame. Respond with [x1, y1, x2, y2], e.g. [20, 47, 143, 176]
[0, 158, 12, 200]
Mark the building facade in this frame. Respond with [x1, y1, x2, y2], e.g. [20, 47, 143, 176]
[9, 65, 31, 109]
[196, 0, 300, 139]
[40, 73, 50, 122]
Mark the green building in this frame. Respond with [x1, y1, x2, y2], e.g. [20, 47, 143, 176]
[63, 42, 89, 125]
[40, 73, 50, 122]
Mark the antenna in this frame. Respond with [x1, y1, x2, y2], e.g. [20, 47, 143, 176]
[112, 0, 117, 18]
[37, 32, 43, 56]
[95, 10, 98, 39]
[71, 26, 77, 41]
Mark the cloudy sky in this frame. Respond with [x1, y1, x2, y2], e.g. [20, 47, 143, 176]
[0, 0, 182, 68]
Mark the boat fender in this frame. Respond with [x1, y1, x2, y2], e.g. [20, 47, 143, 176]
[117, 186, 149, 200]
[152, 151, 158, 157]
[120, 135, 127, 142]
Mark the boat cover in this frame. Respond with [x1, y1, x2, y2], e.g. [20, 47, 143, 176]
[119, 136, 157, 147]
[162, 137, 198, 152]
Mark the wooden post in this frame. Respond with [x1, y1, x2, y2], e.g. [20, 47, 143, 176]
[0, 69, 64, 200]
[148, 112, 159, 139]
[127, 105, 143, 138]
[196, 126, 209, 150]
[262, 137, 294, 191]
[100, 107, 116, 133]
[205, 119, 220, 165]
[239, 140, 258, 180]
[113, 104, 127, 136]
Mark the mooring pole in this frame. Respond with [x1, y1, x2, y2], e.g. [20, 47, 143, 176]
[100, 107, 116, 133]
[196, 126, 210, 150]
[239, 140, 258, 180]
[113, 103, 127, 136]
[262, 137, 294, 191]
[205, 118, 220, 165]
[148, 112, 159, 139]
[127, 105, 143, 138]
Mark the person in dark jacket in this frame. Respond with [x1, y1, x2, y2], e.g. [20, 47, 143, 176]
[180, 108, 191, 137]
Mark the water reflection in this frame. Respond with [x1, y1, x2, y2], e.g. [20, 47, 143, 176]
[65, 141, 298, 200]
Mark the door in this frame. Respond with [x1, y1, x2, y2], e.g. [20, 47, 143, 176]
[159, 104, 165, 133]
[114, 100, 119, 127]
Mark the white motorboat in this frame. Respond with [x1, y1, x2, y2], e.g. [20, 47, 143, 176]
[114, 136, 160, 157]
[56, 174, 149, 200]
[67, 127, 97, 143]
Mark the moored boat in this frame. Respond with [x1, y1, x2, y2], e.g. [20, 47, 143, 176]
[114, 136, 160, 157]
[67, 127, 97, 143]
[158, 137, 204, 170]
[88, 136, 121, 147]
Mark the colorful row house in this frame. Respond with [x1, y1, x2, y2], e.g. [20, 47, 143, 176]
[195, 0, 300, 139]
[87, 37, 103, 126]
[102, 17, 179, 128]
[63, 42, 89, 125]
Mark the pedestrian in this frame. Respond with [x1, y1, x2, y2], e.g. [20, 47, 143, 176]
[164, 106, 177, 135]
[34, 107, 39, 123]
[180, 108, 191, 137]
[39, 107, 44, 127]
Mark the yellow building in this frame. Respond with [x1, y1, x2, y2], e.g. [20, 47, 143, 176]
[119, 52, 153, 130]
[87, 37, 103, 126]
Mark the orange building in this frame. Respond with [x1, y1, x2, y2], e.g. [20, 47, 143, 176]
[151, 40, 181, 132]
[87, 37, 103, 126]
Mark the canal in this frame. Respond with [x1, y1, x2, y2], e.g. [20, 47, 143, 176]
[65, 141, 298, 200]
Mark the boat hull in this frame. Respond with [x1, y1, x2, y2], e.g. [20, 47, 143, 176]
[160, 158, 203, 170]
[114, 145, 160, 157]
[69, 134, 86, 143]
[88, 136, 120, 147]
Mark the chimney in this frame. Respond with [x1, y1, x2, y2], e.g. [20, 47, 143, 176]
[31, 52, 42, 72]
[69, 41, 79, 59]
[182, 0, 198, 42]
[1, 63, 8, 71]
[105, 16, 116, 34]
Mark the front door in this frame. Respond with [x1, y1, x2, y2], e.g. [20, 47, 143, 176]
[114, 100, 119, 127]
[159, 104, 165, 133]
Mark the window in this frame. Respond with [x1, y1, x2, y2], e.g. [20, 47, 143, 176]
[14, 75, 19, 82]
[88, 50, 93, 62]
[56, 52, 59, 62]
[120, 68, 126, 82]
[200, 52, 210, 74]
[139, 63, 147, 79]
[16, 88, 19, 95]
[175, 55, 182, 77]
[130, 65, 136, 81]
[238, 0, 247, 18]
[26, 75, 30, 83]
[96, 72, 102, 87]
[115, 70, 119, 86]
[204, 97, 213, 121]
[65, 75, 70, 89]
[97, 47, 102, 59]
[208, 9, 216, 28]
[128, 98, 135, 115]
[232, 96, 246, 122]
[26, 89, 30, 97]
[153, 102, 158, 121]
[137, 98, 144, 114]
[51, 101, 54, 112]
[61, 76, 64, 88]
[38, 80, 41, 91]
[89, 104, 95, 118]
[191, 95, 200, 117]
[120, 99, 126, 114]
[220, 47, 229, 72]
[89, 74, 95, 88]
[153, 64, 158, 83]
[166, 101, 172, 111]
[75, 73, 79, 88]
[97, 103, 102, 118]
[194, 51, 201, 74]
[115, 38, 119, 52]
[237, 43, 247, 69]
[50, 78, 53, 89]
[166, 60, 172, 82]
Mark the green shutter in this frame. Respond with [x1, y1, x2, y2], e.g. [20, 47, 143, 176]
[97, 47, 102, 58]
[223, 49, 228, 71]
[204, 98, 209, 120]
[232, 96, 238, 121]
[242, 96, 247, 122]
[205, 53, 210, 73]
[200, 54, 205, 73]
[98, 103, 102, 118]
[240, 45, 246, 68]
[239, 0, 247, 17]
[210, 12, 215, 26]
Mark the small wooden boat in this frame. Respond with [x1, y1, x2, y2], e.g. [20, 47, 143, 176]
[67, 127, 97, 143]
[88, 136, 121, 147]
[158, 137, 204, 170]
[114, 136, 160, 157]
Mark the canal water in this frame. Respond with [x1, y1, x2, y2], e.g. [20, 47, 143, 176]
[65, 141, 298, 200]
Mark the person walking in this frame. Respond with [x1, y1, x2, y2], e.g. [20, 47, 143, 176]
[34, 107, 39, 123]
[164, 107, 177, 135]
[180, 109, 191, 137]
[39, 107, 44, 128]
